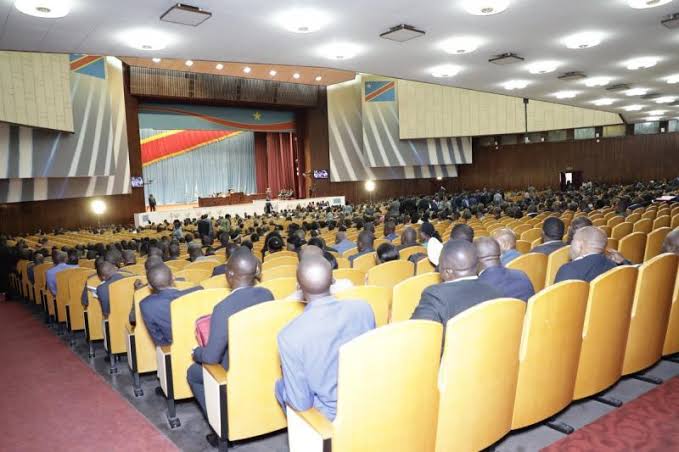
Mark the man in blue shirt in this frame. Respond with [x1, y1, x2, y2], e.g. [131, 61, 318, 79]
[384, 221, 398, 242]
[333, 230, 356, 254]
[349, 230, 375, 266]
[493, 228, 522, 266]
[46, 251, 78, 296]
[476, 237, 535, 302]
[275, 255, 375, 421]
[27, 253, 44, 285]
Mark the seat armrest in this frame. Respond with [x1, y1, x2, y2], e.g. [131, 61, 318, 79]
[203, 363, 228, 384]
[295, 408, 334, 439]
[159, 345, 171, 355]
[287, 407, 333, 452]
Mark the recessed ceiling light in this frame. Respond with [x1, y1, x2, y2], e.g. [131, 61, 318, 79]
[655, 96, 676, 103]
[319, 42, 361, 60]
[215, 63, 224, 70]
[440, 36, 482, 54]
[315, 75, 322, 81]
[269, 69, 277, 77]
[553, 90, 578, 99]
[502, 79, 530, 90]
[647, 110, 667, 115]
[462, 0, 510, 15]
[592, 98, 617, 106]
[625, 56, 659, 70]
[625, 88, 648, 96]
[623, 104, 644, 111]
[14, 0, 71, 18]
[562, 31, 604, 50]
[665, 74, 679, 84]
[120, 29, 170, 51]
[152, 57, 161, 63]
[527, 60, 560, 74]
[430, 64, 462, 78]
[645, 116, 662, 121]
[628, 0, 673, 9]
[275, 7, 329, 33]
[293, 72, 301, 79]
[185, 60, 193, 67]
[243, 66, 252, 73]
[584, 76, 612, 87]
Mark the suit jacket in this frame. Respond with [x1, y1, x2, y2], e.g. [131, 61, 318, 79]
[554, 253, 617, 283]
[532, 240, 566, 256]
[192, 286, 274, 369]
[96, 272, 128, 316]
[500, 249, 521, 266]
[349, 248, 374, 266]
[211, 264, 226, 277]
[197, 219, 213, 239]
[411, 278, 502, 328]
[140, 286, 203, 346]
[479, 266, 535, 302]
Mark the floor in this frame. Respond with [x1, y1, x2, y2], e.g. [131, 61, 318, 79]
[14, 299, 679, 452]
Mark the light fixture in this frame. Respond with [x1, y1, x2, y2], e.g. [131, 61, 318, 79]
[269, 69, 277, 77]
[628, 0, 673, 9]
[625, 56, 659, 70]
[275, 7, 329, 33]
[380, 24, 426, 42]
[91, 200, 106, 215]
[293, 72, 301, 79]
[215, 63, 224, 70]
[462, 0, 510, 15]
[14, 0, 71, 18]
[365, 180, 376, 192]
[152, 57, 161, 63]
[655, 96, 676, 103]
[430, 64, 462, 78]
[120, 29, 170, 51]
[185, 60, 193, 67]
[562, 31, 604, 49]
[625, 87, 648, 96]
[647, 109, 667, 115]
[243, 66, 252, 73]
[440, 36, 482, 54]
[527, 60, 560, 74]
[583, 76, 611, 87]
[623, 104, 644, 111]
[592, 98, 617, 106]
[502, 79, 530, 90]
[315, 75, 322, 81]
[436, 176, 443, 181]
[665, 74, 679, 84]
[553, 90, 578, 99]
[319, 42, 361, 60]
[645, 116, 662, 121]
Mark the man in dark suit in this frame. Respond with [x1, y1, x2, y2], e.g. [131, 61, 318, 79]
[532, 217, 566, 255]
[449, 224, 474, 242]
[476, 237, 535, 302]
[349, 230, 375, 266]
[94, 261, 130, 317]
[411, 240, 501, 328]
[197, 214, 213, 241]
[555, 227, 617, 283]
[211, 243, 240, 276]
[397, 227, 419, 251]
[187, 248, 274, 446]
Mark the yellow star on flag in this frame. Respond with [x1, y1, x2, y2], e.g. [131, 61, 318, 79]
[253, 111, 262, 121]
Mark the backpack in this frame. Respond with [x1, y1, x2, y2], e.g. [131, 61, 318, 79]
[195, 314, 211, 347]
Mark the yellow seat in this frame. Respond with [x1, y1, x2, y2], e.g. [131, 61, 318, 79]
[531, 237, 542, 249]
[653, 215, 670, 230]
[341, 247, 359, 258]
[166, 260, 190, 271]
[415, 257, 436, 275]
[80, 259, 96, 269]
[263, 250, 298, 262]
[591, 218, 606, 227]
[335, 257, 351, 269]
[66, 269, 96, 333]
[259, 277, 298, 300]
[544, 245, 571, 287]
[332, 268, 365, 287]
[512, 224, 531, 236]
[391, 273, 441, 322]
[618, 231, 647, 264]
[84, 276, 104, 354]
[511, 281, 589, 429]
[607, 216, 624, 228]
[200, 274, 230, 289]
[672, 214, 679, 229]
[185, 260, 220, 273]
[641, 210, 656, 220]
[399, 245, 426, 261]
[573, 266, 638, 400]
[520, 228, 542, 243]
[607, 237, 619, 251]
[611, 221, 634, 240]
[506, 252, 548, 293]
[644, 227, 670, 262]
[515, 240, 531, 254]
[262, 256, 298, 271]
[625, 213, 641, 224]
[55, 268, 85, 323]
[175, 268, 213, 284]
[123, 264, 146, 275]
[366, 260, 414, 289]
[32, 262, 51, 308]
[622, 254, 678, 375]
[632, 218, 652, 234]
[261, 265, 297, 282]
[662, 265, 679, 356]
[436, 299, 525, 452]
[286, 321, 442, 452]
[351, 252, 377, 273]
[104, 276, 145, 372]
[157, 288, 230, 426]
[335, 285, 391, 326]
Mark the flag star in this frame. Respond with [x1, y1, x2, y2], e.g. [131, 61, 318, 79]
[253, 111, 262, 121]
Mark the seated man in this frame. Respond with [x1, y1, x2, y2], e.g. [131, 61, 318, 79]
[333, 230, 356, 254]
[187, 249, 274, 446]
[349, 230, 375, 266]
[476, 237, 535, 302]
[122, 249, 137, 266]
[411, 240, 501, 327]
[188, 243, 206, 262]
[555, 226, 617, 283]
[449, 224, 474, 243]
[275, 255, 375, 421]
[397, 227, 419, 251]
[532, 217, 566, 255]
[129, 255, 165, 325]
[95, 261, 131, 317]
[375, 242, 399, 264]
[27, 253, 45, 285]
[211, 243, 240, 276]
[139, 264, 202, 346]
[493, 228, 521, 265]
[383, 221, 398, 242]
[45, 251, 78, 296]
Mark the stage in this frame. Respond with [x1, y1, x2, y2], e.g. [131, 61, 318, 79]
[133, 196, 346, 227]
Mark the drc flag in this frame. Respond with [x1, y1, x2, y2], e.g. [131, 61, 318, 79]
[364, 80, 395, 102]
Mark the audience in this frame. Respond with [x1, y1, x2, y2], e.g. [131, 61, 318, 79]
[555, 227, 617, 283]
[532, 217, 566, 255]
[45, 251, 78, 296]
[493, 228, 521, 265]
[476, 237, 535, 301]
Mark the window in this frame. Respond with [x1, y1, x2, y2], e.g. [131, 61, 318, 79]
[547, 130, 567, 142]
[574, 127, 595, 140]
[634, 122, 659, 135]
[669, 120, 678, 133]
[603, 125, 626, 138]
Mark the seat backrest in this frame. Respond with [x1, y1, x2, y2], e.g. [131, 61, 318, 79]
[226, 301, 304, 439]
[653, 215, 670, 230]
[108, 276, 146, 354]
[332, 321, 442, 451]
[622, 253, 678, 375]
[573, 266, 637, 400]
[366, 260, 414, 289]
[644, 227, 670, 262]
[662, 266, 679, 356]
[436, 299, 525, 452]
[85, 276, 104, 341]
[618, 231, 647, 264]
[335, 285, 391, 326]
[342, 247, 359, 258]
[511, 280, 589, 429]
[200, 274, 230, 289]
[520, 228, 542, 242]
[67, 269, 96, 331]
[506, 252, 548, 293]
[166, 260, 190, 271]
[335, 257, 351, 269]
[399, 245, 427, 261]
[263, 250, 298, 262]
[416, 257, 436, 275]
[261, 264, 297, 282]
[544, 245, 571, 287]
[352, 252, 377, 273]
[632, 218, 652, 234]
[261, 256, 298, 271]
[607, 216, 624, 228]
[332, 268, 365, 286]
[258, 277, 298, 300]
[625, 212, 641, 224]
[32, 262, 52, 305]
[123, 264, 146, 275]
[175, 268, 213, 284]
[55, 268, 83, 322]
[611, 221, 633, 240]
[515, 240, 531, 254]
[391, 273, 442, 322]
[185, 260, 220, 273]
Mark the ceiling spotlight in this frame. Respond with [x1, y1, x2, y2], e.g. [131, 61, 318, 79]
[315, 75, 322, 81]
[562, 31, 604, 49]
[625, 88, 648, 96]
[665, 74, 679, 84]
[527, 60, 560, 74]
[275, 8, 329, 33]
[14, 0, 71, 18]
[152, 57, 161, 63]
[592, 98, 617, 106]
[647, 110, 667, 115]
[319, 42, 361, 60]
[269, 69, 277, 77]
[502, 79, 530, 90]
[625, 56, 659, 70]
[430, 64, 462, 78]
[623, 104, 644, 111]
[628, 0, 673, 8]
[655, 96, 676, 103]
[293, 72, 301, 79]
[243, 66, 252, 73]
[121, 29, 170, 51]
[462, 0, 510, 15]
[185, 60, 193, 67]
[645, 116, 662, 121]
[215, 63, 224, 70]
[553, 90, 578, 99]
[440, 36, 482, 54]
[583, 76, 611, 87]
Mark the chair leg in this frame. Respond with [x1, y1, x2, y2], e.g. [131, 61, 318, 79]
[166, 398, 181, 428]
[88, 342, 95, 358]
[593, 395, 623, 407]
[663, 354, 679, 364]
[218, 438, 230, 452]
[545, 419, 574, 435]
[109, 352, 118, 374]
[132, 371, 144, 397]
[629, 373, 663, 385]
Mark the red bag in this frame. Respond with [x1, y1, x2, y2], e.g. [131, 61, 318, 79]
[195, 314, 211, 347]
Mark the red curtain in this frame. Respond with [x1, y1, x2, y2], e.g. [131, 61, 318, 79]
[254, 133, 268, 193]
[265, 132, 296, 196]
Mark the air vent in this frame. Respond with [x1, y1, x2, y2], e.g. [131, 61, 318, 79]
[641, 92, 662, 99]
[606, 83, 631, 92]
[558, 71, 587, 81]
[661, 13, 679, 29]
[160, 3, 211, 26]
[380, 24, 425, 42]
[488, 53, 524, 65]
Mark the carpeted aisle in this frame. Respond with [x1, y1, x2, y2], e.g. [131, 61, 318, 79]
[0, 302, 178, 452]
[542, 375, 679, 451]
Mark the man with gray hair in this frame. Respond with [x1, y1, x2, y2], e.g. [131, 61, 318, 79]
[492, 228, 521, 265]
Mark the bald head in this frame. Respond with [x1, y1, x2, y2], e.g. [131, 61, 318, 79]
[402, 227, 417, 245]
[439, 239, 479, 282]
[357, 230, 374, 252]
[297, 255, 332, 301]
[492, 228, 516, 253]
[662, 229, 679, 255]
[97, 261, 117, 281]
[570, 226, 608, 260]
[54, 251, 67, 264]
[148, 264, 173, 291]
[299, 245, 323, 261]
[144, 255, 164, 272]
[475, 237, 501, 271]
[225, 248, 259, 288]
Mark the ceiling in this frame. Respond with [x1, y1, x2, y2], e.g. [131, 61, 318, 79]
[1, 0, 679, 123]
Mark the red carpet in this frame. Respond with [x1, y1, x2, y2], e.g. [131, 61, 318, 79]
[543, 376, 679, 451]
[0, 302, 178, 452]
